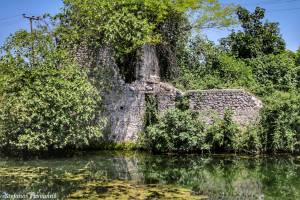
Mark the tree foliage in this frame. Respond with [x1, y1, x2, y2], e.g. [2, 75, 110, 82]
[142, 108, 205, 153]
[245, 53, 297, 94]
[261, 91, 300, 152]
[221, 6, 285, 59]
[170, 6, 300, 154]
[56, 0, 236, 59]
[0, 30, 104, 154]
[174, 36, 255, 90]
[0, 65, 104, 154]
[1, 29, 71, 68]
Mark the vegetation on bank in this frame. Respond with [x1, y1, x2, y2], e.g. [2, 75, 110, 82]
[166, 6, 300, 154]
[0, 31, 105, 155]
[0, 0, 299, 155]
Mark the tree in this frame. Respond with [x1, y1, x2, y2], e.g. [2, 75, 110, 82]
[54, 0, 237, 81]
[221, 7, 285, 59]
[245, 53, 297, 93]
[0, 30, 105, 155]
[174, 36, 255, 90]
[1, 29, 71, 69]
[57, 0, 236, 54]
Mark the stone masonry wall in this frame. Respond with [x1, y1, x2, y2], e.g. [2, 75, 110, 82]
[186, 90, 263, 125]
[103, 80, 182, 142]
[76, 44, 263, 142]
[104, 85, 263, 142]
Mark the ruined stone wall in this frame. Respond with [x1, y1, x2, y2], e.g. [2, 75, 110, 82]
[104, 85, 263, 142]
[186, 90, 263, 125]
[135, 45, 160, 82]
[103, 45, 181, 142]
[103, 82, 145, 141]
[103, 80, 181, 142]
[76, 44, 263, 142]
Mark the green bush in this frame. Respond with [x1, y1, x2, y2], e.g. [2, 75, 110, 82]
[141, 108, 262, 154]
[260, 91, 300, 153]
[176, 53, 256, 90]
[142, 108, 205, 153]
[230, 125, 262, 154]
[212, 54, 255, 88]
[206, 110, 240, 152]
[0, 65, 105, 154]
[174, 37, 256, 90]
[246, 53, 297, 94]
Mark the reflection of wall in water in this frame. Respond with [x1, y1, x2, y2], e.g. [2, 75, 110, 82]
[98, 156, 144, 181]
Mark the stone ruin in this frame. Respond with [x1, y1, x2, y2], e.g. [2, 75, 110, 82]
[76, 44, 263, 142]
[101, 45, 263, 142]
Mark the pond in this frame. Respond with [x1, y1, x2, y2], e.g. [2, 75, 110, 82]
[0, 151, 300, 200]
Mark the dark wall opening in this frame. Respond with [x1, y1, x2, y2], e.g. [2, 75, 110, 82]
[145, 93, 158, 127]
[117, 51, 137, 83]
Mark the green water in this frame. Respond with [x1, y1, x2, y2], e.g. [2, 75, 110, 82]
[0, 152, 300, 200]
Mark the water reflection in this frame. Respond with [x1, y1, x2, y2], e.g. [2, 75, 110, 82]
[0, 152, 299, 199]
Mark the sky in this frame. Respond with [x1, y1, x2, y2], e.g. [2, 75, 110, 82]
[0, 0, 299, 51]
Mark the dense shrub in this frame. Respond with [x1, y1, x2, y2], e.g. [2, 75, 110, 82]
[232, 125, 262, 153]
[206, 110, 240, 152]
[141, 108, 264, 154]
[0, 65, 105, 154]
[142, 108, 205, 153]
[260, 91, 300, 153]
[245, 53, 297, 94]
[175, 52, 255, 90]
[212, 54, 255, 88]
